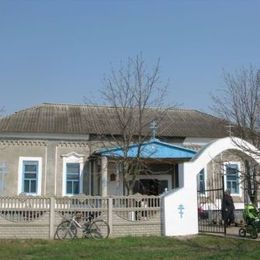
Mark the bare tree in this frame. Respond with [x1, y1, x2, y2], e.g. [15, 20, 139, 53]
[212, 65, 260, 205]
[88, 55, 171, 195]
[0, 107, 4, 117]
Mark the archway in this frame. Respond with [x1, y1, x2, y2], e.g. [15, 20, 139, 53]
[162, 137, 260, 237]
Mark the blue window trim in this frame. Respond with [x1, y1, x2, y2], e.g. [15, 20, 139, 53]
[62, 154, 84, 196]
[225, 163, 240, 195]
[22, 160, 38, 194]
[66, 163, 80, 195]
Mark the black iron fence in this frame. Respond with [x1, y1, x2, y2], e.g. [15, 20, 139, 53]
[197, 176, 226, 234]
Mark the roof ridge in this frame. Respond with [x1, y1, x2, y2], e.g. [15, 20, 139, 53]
[1, 103, 220, 122]
[151, 138, 197, 152]
[41, 103, 202, 113]
[42, 103, 132, 110]
[1, 103, 43, 118]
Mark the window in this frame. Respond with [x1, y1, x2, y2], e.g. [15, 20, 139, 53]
[62, 153, 84, 196]
[0, 162, 8, 193]
[197, 169, 205, 194]
[66, 163, 80, 195]
[225, 162, 240, 195]
[18, 157, 42, 195]
[23, 161, 38, 193]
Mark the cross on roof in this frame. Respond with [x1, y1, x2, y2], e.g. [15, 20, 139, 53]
[150, 120, 158, 139]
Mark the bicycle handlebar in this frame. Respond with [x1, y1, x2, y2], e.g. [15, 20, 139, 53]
[72, 212, 95, 222]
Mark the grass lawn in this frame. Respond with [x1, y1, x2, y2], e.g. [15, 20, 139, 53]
[0, 235, 259, 259]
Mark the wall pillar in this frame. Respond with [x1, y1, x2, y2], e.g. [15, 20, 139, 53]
[108, 197, 113, 235]
[49, 197, 55, 239]
[101, 156, 108, 197]
[162, 162, 198, 236]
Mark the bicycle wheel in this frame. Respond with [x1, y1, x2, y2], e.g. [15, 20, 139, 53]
[250, 229, 258, 239]
[89, 220, 110, 239]
[238, 228, 246, 237]
[55, 220, 77, 240]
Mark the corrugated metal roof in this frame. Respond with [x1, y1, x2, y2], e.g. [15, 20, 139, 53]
[0, 103, 228, 138]
[97, 138, 197, 159]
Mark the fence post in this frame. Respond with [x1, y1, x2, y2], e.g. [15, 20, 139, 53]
[108, 197, 113, 236]
[161, 195, 166, 236]
[49, 197, 55, 239]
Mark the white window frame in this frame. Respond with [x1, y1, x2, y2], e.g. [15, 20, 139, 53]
[224, 161, 242, 197]
[62, 153, 84, 196]
[18, 157, 42, 196]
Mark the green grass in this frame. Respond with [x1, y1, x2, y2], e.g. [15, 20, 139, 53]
[0, 235, 259, 259]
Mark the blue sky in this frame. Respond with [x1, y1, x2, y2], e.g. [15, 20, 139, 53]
[0, 0, 260, 115]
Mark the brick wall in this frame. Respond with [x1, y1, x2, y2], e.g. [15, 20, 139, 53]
[0, 211, 50, 239]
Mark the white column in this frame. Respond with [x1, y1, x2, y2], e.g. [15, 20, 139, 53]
[101, 156, 108, 197]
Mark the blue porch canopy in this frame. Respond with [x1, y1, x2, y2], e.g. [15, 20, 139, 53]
[97, 138, 197, 159]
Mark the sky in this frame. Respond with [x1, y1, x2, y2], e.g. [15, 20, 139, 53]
[0, 0, 260, 116]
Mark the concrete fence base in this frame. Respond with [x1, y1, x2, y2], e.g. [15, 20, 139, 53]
[0, 195, 161, 239]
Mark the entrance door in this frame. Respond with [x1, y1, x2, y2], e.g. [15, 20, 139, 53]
[134, 178, 169, 195]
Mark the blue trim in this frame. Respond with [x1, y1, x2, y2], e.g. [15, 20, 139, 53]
[97, 138, 196, 159]
[226, 163, 240, 194]
[22, 160, 38, 194]
[66, 163, 80, 195]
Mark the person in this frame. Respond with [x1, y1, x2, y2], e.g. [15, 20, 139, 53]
[221, 189, 235, 226]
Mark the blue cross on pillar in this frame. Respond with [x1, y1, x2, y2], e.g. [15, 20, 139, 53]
[178, 204, 185, 219]
[150, 120, 158, 139]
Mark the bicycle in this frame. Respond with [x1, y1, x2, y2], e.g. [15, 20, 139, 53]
[55, 213, 110, 240]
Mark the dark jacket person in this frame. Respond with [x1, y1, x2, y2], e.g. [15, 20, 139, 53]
[222, 190, 235, 226]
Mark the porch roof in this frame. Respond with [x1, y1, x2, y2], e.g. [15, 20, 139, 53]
[97, 138, 197, 159]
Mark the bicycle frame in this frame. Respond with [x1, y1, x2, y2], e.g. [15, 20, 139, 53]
[71, 216, 84, 229]
[70, 214, 94, 230]
[55, 213, 110, 240]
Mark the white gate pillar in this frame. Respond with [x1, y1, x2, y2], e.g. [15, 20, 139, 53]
[162, 162, 198, 236]
[101, 156, 108, 197]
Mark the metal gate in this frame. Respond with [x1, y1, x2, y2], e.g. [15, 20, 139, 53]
[197, 175, 226, 234]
